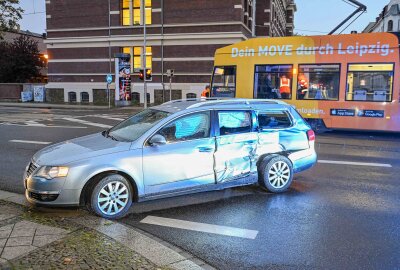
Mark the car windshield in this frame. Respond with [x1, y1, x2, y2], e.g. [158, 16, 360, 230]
[107, 109, 171, 142]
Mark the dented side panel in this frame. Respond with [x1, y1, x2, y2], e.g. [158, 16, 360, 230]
[215, 132, 258, 182]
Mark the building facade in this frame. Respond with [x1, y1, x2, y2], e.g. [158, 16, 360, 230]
[45, 0, 296, 105]
[363, 0, 400, 33]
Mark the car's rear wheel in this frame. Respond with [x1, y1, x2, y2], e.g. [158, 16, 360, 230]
[259, 155, 293, 193]
[89, 174, 132, 219]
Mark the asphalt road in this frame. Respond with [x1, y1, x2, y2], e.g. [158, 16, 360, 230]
[0, 106, 399, 269]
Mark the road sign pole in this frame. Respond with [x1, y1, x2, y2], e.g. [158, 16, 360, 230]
[169, 77, 172, 101]
[107, 83, 111, 109]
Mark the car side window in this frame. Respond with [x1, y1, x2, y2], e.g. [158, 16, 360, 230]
[157, 112, 210, 143]
[258, 111, 292, 130]
[218, 111, 252, 136]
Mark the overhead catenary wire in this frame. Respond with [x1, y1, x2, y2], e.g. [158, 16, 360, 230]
[338, 10, 366, 34]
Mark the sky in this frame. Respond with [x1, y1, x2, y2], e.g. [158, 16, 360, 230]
[295, 0, 388, 35]
[17, 0, 388, 35]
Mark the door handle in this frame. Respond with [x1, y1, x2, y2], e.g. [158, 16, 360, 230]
[197, 147, 214, 152]
[244, 140, 256, 145]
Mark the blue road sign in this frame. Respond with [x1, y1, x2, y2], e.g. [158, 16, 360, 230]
[106, 74, 113, 84]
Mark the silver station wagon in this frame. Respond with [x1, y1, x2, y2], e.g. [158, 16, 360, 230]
[25, 99, 317, 219]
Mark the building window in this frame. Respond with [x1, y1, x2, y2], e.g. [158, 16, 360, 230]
[254, 65, 293, 99]
[68, 91, 77, 103]
[388, 20, 394, 31]
[80, 92, 89, 103]
[121, 0, 152, 26]
[132, 92, 140, 104]
[297, 64, 340, 100]
[186, 93, 196, 99]
[122, 46, 152, 71]
[346, 63, 394, 102]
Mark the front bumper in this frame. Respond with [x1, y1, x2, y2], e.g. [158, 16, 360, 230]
[24, 174, 81, 206]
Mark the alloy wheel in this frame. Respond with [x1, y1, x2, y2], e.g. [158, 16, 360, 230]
[97, 181, 129, 215]
[268, 161, 291, 188]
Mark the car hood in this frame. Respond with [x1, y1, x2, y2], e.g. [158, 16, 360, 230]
[33, 133, 132, 166]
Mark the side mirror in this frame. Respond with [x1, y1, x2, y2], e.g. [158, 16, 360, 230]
[149, 134, 167, 146]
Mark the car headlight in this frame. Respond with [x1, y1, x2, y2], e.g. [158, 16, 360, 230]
[35, 166, 69, 180]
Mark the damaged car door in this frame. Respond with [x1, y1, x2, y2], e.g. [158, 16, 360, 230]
[214, 110, 258, 183]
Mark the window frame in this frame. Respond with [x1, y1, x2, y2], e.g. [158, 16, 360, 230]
[296, 63, 341, 101]
[253, 64, 294, 100]
[345, 62, 395, 103]
[122, 46, 152, 72]
[215, 110, 253, 137]
[256, 110, 294, 131]
[121, 0, 152, 26]
[145, 110, 212, 146]
[211, 65, 237, 97]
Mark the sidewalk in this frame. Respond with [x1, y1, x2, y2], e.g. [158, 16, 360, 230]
[0, 190, 213, 270]
[0, 102, 143, 111]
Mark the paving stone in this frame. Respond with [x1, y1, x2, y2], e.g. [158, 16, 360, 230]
[3, 195, 29, 206]
[1, 245, 37, 260]
[0, 214, 15, 222]
[35, 224, 68, 236]
[0, 228, 12, 239]
[6, 236, 33, 247]
[74, 215, 190, 267]
[169, 259, 205, 270]
[11, 229, 162, 270]
[10, 226, 36, 238]
[33, 234, 64, 247]
[0, 238, 6, 248]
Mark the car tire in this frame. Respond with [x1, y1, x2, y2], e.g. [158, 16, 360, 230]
[259, 155, 293, 193]
[89, 174, 133, 219]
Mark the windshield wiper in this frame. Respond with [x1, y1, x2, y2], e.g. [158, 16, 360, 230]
[102, 129, 118, 141]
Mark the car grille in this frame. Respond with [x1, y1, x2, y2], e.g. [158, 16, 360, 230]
[29, 192, 59, 202]
[26, 162, 38, 178]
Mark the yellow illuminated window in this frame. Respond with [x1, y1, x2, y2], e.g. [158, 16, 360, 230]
[128, 46, 152, 69]
[122, 0, 152, 26]
[346, 63, 394, 102]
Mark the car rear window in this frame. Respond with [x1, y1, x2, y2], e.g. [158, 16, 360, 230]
[258, 111, 292, 129]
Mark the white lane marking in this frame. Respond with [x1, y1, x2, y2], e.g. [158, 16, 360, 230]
[25, 120, 46, 127]
[63, 117, 112, 128]
[318, 160, 392, 168]
[10, 140, 51, 145]
[3, 123, 87, 129]
[92, 115, 125, 121]
[140, 215, 259, 239]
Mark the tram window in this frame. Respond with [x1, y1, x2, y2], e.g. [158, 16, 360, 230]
[211, 66, 236, 97]
[297, 64, 340, 100]
[254, 65, 293, 100]
[346, 63, 394, 102]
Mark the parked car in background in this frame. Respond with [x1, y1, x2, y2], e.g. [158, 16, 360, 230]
[24, 98, 317, 219]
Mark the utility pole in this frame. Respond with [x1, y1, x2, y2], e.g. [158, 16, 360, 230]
[328, 0, 366, 35]
[142, 0, 148, 108]
[252, 0, 257, 37]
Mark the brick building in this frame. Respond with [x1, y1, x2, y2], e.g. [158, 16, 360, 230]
[45, 0, 296, 105]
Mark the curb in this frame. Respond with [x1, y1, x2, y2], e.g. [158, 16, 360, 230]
[0, 189, 214, 270]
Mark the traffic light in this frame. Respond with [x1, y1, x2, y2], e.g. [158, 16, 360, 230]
[139, 69, 144, 81]
[146, 69, 152, 80]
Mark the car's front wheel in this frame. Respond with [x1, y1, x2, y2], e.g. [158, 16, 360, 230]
[259, 155, 293, 193]
[89, 174, 133, 219]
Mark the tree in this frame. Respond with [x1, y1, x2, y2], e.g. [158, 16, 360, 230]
[0, 35, 43, 83]
[0, 0, 23, 38]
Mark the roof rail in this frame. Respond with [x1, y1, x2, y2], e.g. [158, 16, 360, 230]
[186, 98, 285, 109]
[162, 97, 231, 105]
